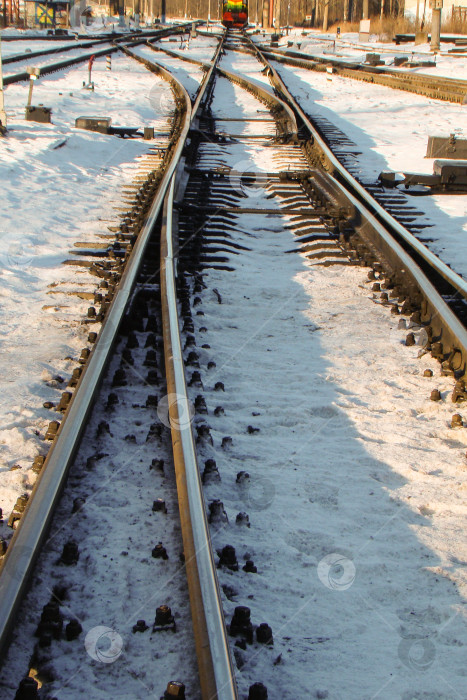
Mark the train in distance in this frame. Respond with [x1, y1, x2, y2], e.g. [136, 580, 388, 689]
[221, 0, 248, 28]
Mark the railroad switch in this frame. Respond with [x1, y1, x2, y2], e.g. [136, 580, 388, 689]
[60, 541, 79, 565]
[132, 619, 149, 633]
[162, 681, 186, 699]
[229, 606, 254, 644]
[14, 677, 39, 700]
[65, 619, 82, 641]
[218, 544, 239, 571]
[248, 682, 268, 700]
[152, 542, 168, 560]
[153, 605, 176, 632]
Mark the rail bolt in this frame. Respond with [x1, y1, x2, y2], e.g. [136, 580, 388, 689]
[214, 381, 225, 391]
[146, 395, 159, 408]
[243, 560, 257, 573]
[72, 497, 86, 513]
[236, 471, 250, 484]
[248, 682, 268, 700]
[405, 333, 416, 346]
[256, 623, 273, 645]
[152, 499, 167, 513]
[153, 605, 176, 632]
[188, 371, 203, 388]
[219, 545, 238, 571]
[14, 677, 39, 700]
[451, 413, 463, 428]
[132, 619, 149, 633]
[61, 541, 79, 565]
[222, 436, 233, 448]
[202, 459, 220, 483]
[430, 390, 442, 401]
[152, 542, 168, 560]
[144, 350, 158, 367]
[32, 455, 45, 474]
[236, 512, 250, 527]
[112, 369, 127, 387]
[145, 333, 157, 349]
[65, 619, 83, 641]
[423, 369, 433, 377]
[195, 395, 208, 414]
[127, 331, 139, 349]
[372, 283, 380, 292]
[229, 606, 253, 643]
[163, 681, 186, 699]
[186, 351, 200, 367]
[208, 499, 228, 524]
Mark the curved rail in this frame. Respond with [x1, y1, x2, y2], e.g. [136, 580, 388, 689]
[0, 33, 239, 700]
[255, 43, 467, 103]
[3, 25, 192, 85]
[250, 39, 467, 298]
[248, 36, 467, 368]
[0, 51, 191, 666]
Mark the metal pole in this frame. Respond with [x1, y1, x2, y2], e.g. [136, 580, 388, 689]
[362, 0, 369, 19]
[430, 5, 441, 50]
[0, 35, 6, 130]
[323, 0, 329, 30]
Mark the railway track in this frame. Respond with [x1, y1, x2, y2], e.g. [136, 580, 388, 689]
[249, 39, 467, 104]
[2, 25, 194, 85]
[1, 27, 467, 699]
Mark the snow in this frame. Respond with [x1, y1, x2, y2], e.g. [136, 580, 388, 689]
[0, 53, 173, 532]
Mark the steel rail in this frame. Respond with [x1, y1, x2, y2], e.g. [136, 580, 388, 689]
[249, 39, 467, 301]
[0, 50, 193, 667]
[246, 37, 467, 365]
[0, 32, 239, 700]
[256, 44, 467, 102]
[3, 25, 192, 85]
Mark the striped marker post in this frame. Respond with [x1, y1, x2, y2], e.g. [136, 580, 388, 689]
[106, 56, 112, 71]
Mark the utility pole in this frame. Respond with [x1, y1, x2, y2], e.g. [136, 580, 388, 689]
[323, 0, 329, 30]
[363, 0, 369, 19]
[430, 0, 442, 51]
[262, 0, 269, 27]
[0, 34, 6, 131]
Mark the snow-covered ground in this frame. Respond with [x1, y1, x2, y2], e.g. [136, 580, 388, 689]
[131, 42, 206, 99]
[3, 42, 113, 77]
[255, 28, 467, 80]
[179, 70, 467, 698]
[0, 53, 173, 532]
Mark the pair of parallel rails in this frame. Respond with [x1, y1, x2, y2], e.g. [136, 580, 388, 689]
[1, 28, 467, 700]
